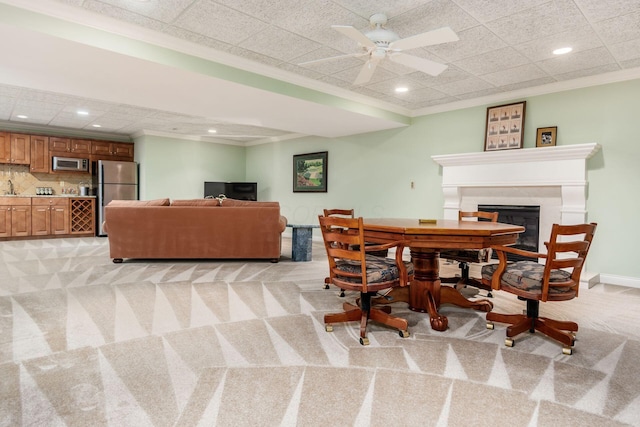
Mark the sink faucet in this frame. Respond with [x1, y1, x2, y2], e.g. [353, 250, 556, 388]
[7, 179, 15, 195]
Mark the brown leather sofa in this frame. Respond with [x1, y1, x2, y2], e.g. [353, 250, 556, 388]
[103, 198, 287, 262]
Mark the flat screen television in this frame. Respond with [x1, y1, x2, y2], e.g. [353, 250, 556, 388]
[204, 182, 257, 201]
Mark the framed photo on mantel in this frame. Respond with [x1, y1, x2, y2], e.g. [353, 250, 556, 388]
[484, 101, 526, 151]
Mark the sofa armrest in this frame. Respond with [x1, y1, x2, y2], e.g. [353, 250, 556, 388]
[279, 215, 287, 233]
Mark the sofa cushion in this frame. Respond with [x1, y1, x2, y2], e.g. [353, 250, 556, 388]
[107, 198, 170, 207]
[219, 199, 279, 207]
[171, 199, 220, 206]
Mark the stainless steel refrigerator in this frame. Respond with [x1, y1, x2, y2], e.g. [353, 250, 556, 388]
[96, 160, 138, 236]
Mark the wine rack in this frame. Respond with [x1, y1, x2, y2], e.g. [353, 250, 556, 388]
[70, 198, 95, 235]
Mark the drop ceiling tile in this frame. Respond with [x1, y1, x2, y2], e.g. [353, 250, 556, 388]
[572, 0, 640, 22]
[454, 87, 505, 100]
[82, 0, 167, 32]
[406, 65, 472, 87]
[609, 38, 640, 62]
[515, 26, 604, 61]
[432, 76, 494, 97]
[390, 86, 451, 104]
[454, 47, 530, 75]
[238, 26, 322, 62]
[497, 77, 556, 93]
[87, 0, 195, 23]
[366, 76, 427, 96]
[0, 85, 21, 97]
[482, 63, 550, 87]
[428, 25, 507, 62]
[592, 11, 640, 45]
[486, 0, 587, 45]
[621, 57, 640, 68]
[173, 2, 268, 45]
[453, 0, 549, 23]
[390, 0, 479, 35]
[162, 25, 235, 53]
[226, 45, 284, 67]
[537, 46, 617, 75]
[554, 63, 621, 81]
[410, 95, 460, 109]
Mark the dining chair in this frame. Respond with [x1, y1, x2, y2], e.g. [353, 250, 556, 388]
[322, 209, 388, 296]
[481, 222, 597, 355]
[440, 211, 499, 297]
[319, 215, 413, 345]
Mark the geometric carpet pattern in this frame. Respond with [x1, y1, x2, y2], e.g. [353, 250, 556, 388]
[1, 237, 639, 426]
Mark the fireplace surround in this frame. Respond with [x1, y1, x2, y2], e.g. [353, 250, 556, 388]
[432, 143, 600, 286]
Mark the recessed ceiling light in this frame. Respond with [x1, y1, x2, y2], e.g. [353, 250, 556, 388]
[553, 47, 572, 55]
[16, 114, 28, 119]
[395, 86, 409, 93]
[208, 129, 217, 134]
[92, 124, 102, 128]
[77, 110, 89, 116]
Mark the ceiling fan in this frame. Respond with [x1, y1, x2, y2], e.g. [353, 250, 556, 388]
[300, 13, 459, 85]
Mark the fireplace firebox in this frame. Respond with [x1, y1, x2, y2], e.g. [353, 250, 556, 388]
[478, 205, 540, 262]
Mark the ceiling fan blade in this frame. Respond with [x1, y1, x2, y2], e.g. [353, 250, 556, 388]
[389, 53, 448, 76]
[298, 52, 367, 66]
[389, 26, 459, 51]
[332, 25, 376, 48]
[354, 59, 378, 85]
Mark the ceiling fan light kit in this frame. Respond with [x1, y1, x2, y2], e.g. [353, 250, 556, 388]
[301, 13, 459, 86]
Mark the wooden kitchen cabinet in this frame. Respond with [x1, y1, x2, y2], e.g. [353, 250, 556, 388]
[91, 140, 134, 161]
[49, 137, 91, 155]
[30, 135, 50, 173]
[0, 133, 31, 165]
[0, 132, 9, 163]
[0, 197, 31, 237]
[32, 198, 70, 236]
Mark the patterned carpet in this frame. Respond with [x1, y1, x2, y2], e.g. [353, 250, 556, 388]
[1, 237, 640, 426]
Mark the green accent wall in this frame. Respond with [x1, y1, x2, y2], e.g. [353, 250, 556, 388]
[135, 135, 246, 200]
[246, 79, 640, 280]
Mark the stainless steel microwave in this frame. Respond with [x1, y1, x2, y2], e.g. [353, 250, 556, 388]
[52, 156, 89, 172]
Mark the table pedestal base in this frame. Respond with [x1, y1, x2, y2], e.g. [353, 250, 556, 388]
[373, 248, 493, 331]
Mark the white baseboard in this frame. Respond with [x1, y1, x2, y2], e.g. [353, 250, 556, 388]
[598, 273, 640, 289]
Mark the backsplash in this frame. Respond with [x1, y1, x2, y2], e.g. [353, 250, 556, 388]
[0, 164, 91, 196]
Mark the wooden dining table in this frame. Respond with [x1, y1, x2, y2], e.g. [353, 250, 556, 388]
[362, 218, 525, 331]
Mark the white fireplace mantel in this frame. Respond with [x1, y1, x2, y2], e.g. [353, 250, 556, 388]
[432, 143, 601, 286]
[431, 143, 600, 224]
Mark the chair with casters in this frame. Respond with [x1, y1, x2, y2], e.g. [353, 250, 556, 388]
[319, 215, 413, 345]
[481, 222, 597, 355]
[322, 209, 388, 296]
[440, 211, 499, 297]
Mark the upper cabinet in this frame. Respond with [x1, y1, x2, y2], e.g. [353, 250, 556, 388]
[1, 133, 31, 165]
[49, 137, 91, 155]
[91, 140, 134, 161]
[30, 135, 50, 173]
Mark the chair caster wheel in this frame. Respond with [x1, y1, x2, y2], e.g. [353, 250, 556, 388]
[339, 290, 345, 297]
[325, 325, 333, 332]
[505, 338, 514, 347]
[399, 330, 409, 338]
[486, 322, 494, 330]
[562, 346, 573, 355]
[359, 337, 370, 346]
[324, 284, 330, 290]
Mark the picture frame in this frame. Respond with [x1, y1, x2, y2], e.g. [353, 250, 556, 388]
[484, 101, 526, 151]
[293, 151, 328, 192]
[536, 126, 557, 147]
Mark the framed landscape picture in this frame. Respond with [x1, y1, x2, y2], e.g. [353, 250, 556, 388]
[293, 151, 328, 192]
[485, 101, 526, 151]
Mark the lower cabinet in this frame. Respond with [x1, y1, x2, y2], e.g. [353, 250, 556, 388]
[0, 197, 95, 239]
[0, 198, 32, 237]
[32, 198, 70, 236]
